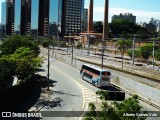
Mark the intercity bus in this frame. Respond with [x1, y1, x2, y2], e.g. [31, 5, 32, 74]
[80, 64, 111, 87]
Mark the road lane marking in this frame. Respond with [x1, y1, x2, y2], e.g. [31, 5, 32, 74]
[49, 64, 85, 109]
[49, 62, 102, 110]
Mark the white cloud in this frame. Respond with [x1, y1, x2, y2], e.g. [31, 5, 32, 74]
[93, 7, 160, 23]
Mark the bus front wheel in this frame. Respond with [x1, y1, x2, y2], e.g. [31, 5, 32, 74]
[92, 81, 95, 85]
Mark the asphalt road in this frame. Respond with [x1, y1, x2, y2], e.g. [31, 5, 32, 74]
[40, 48, 160, 120]
[40, 60, 83, 120]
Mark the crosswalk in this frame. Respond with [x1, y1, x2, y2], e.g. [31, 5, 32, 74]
[39, 49, 102, 109]
[78, 83, 102, 108]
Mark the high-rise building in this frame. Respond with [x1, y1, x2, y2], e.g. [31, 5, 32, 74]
[112, 13, 136, 23]
[139, 22, 147, 28]
[20, 0, 31, 35]
[157, 21, 160, 32]
[38, 0, 50, 36]
[150, 18, 160, 32]
[6, 0, 15, 35]
[1, 2, 6, 25]
[60, 0, 84, 36]
[49, 0, 59, 36]
[82, 8, 88, 32]
[49, 22, 57, 36]
[1, 2, 6, 36]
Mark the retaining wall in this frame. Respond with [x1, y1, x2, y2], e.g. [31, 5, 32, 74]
[55, 53, 160, 107]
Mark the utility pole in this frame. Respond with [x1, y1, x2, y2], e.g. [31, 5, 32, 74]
[66, 43, 69, 56]
[122, 40, 124, 69]
[101, 47, 105, 69]
[57, 0, 60, 50]
[87, 34, 90, 56]
[47, 44, 50, 90]
[152, 39, 155, 68]
[132, 34, 135, 65]
[71, 40, 73, 65]
[37, 29, 38, 39]
[47, 18, 50, 90]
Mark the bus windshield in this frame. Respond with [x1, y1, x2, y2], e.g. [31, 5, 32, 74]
[101, 71, 111, 76]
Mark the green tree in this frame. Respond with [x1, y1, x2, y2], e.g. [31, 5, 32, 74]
[0, 35, 40, 55]
[109, 19, 151, 39]
[0, 56, 16, 89]
[93, 21, 103, 33]
[136, 27, 149, 40]
[84, 103, 98, 120]
[140, 43, 158, 60]
[127, 49, 142, 60]
[76, 42, 83, 49]
[117, 95, 146, 120]
[155, 48, 160, 61]
[10, 47, 43, 79]
[0, 46, 43, 90]
[84, 91, 146, 120]
[158, 31, 160, 38]
[116, 39, 132, 68]
[96, 90, 108, 101]
[96, 90, 119, 120]
[110, 19, 138, 35]
[116, 40, 132, 56]
[41, 39, 54, 47]
[58, 41, 66, 47]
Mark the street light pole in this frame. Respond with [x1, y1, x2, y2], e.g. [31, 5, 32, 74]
[87, 34, 90, 56]
[47, 44, 50, 90]
[66, 43, 69, 56]
[132, 34, 135, 65]
[37, 29, 38, 39]
[122, 40, 124, 69]
[71, 41, 73, 65]
[152, 39, 155, 68]
[102, 47, 104, 68]
[47, 18, 50, 90]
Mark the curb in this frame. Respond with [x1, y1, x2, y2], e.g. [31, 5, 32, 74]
[75, 57, 160, 83]
[58, 54, 160, 110]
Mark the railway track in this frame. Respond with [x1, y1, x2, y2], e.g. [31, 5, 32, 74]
[110, 83, 160, 110]
[74, 52, 160, 79]
[42, 47, 160, 82]
[41, 48, 160, 111]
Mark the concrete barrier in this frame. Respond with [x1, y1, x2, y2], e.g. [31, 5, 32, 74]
[55, 53, 160, 109]
[111, 73, 160, 108]
[107, 91, 125, 101]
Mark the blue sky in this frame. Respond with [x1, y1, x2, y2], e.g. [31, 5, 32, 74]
[0, 0, 160, 29]
[85, 0, 160, 23]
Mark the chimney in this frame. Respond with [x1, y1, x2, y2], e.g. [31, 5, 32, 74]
[88, 0, 93, 32]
